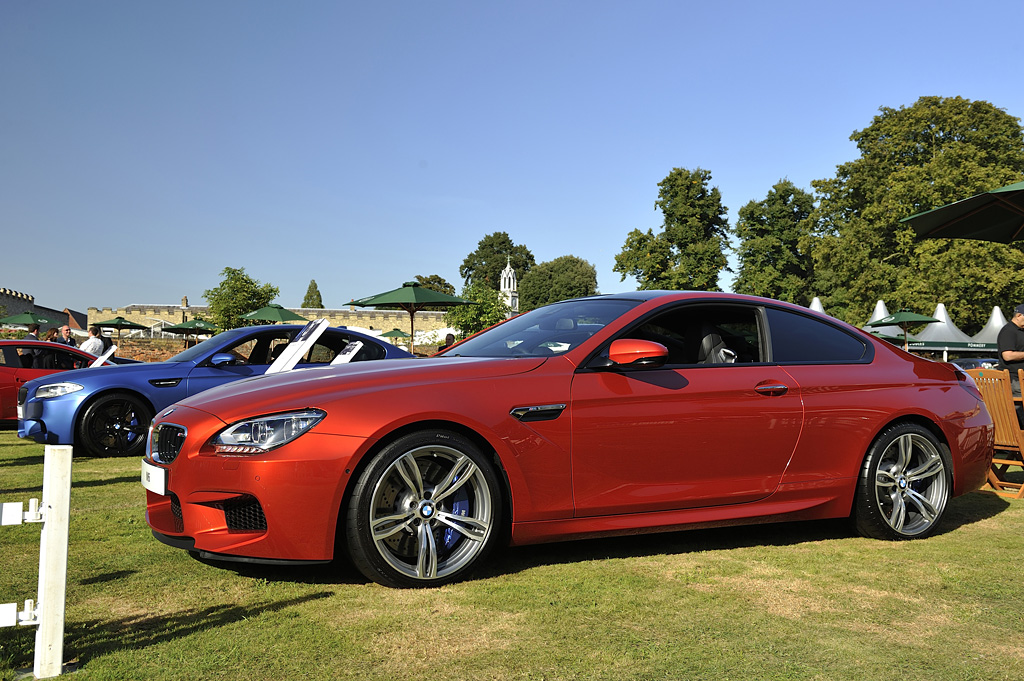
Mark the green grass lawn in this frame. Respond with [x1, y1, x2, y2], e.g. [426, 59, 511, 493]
[2, 427, 1023, 680]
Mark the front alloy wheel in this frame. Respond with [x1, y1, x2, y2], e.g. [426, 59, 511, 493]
[75, 392, 153, 457]
[346, 430, 502, 588]
[854, 423, 951, 540]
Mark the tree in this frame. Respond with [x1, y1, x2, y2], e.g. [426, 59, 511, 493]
[808, 96, 1024, 329]
[732, 180, 815, 304]
[518, 255, 598, 311]
[203, 267, 279, 330]
[302, 279, 324, 308]
[443, 282, 509, 336]
[614, 167, 730, 291]
[460, 232, 535, 290]
[411, 274, 458, 312]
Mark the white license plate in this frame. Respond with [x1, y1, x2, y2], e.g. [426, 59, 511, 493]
[141, 459, 168, 496]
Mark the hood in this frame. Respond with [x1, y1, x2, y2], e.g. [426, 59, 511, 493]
[24, 360, 185, 390]
[175, 356, 548, 420]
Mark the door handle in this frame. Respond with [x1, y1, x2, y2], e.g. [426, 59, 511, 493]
[755, 383, 789, 396]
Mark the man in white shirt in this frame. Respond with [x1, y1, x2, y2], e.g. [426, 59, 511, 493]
[79, 326, 105, 356]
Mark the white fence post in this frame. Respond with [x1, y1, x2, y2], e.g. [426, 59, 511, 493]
[1, 444, 72, 679]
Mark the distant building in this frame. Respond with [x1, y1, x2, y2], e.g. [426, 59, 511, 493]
[500, 258, 518, 317]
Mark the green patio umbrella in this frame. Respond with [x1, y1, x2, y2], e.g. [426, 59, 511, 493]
[95, 316, 148, 339]
[349, 282, 473, 354]
[866, 309, 939, 351]
[241, 304, 308, 324]
[380, 328, 411, 349]
[902, 180, 1024, 243]
[0, 311, 60, 326]
[164, 319, 219, 346]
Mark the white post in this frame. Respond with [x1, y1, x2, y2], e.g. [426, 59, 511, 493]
[34, 445, 72, 679]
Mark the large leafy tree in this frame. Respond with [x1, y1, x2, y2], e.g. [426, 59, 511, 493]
[414, 274, 457, 312]
[302, 279, 324, 308]
[203, 267, 279, 330]
[518, 255, 598, 311]
[614, 167, 729, 291]
[460, 232, 535, 290]
[732, 180, 815, 304]
[443, 282, 509, 336]
[809, 96, 1024, 330]
[414, 274, 455, 296]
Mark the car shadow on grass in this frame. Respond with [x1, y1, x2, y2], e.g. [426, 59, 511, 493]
[481, 491, 1010, 582]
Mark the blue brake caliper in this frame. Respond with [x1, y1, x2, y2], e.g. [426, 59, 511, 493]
[442, 485, 470, 550]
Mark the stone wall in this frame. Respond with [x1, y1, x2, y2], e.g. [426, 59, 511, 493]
[0, 288, 35, 318]
[86, 304, 450, 337]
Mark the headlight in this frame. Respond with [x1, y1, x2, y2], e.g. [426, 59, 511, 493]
[210, 409, 326, 455]
[33, 383, 84, 399]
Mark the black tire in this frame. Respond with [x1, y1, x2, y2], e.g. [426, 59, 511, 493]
[75, 392, 153, 458]
[345, 429, 502, 588]
[853, 422, 951, 540]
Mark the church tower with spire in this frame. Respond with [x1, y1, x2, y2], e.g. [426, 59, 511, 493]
[500, 256, 518, 317]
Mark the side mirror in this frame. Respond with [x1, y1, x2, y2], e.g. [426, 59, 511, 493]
[209, 353, 236, 367]
[606, 339, 668, 368]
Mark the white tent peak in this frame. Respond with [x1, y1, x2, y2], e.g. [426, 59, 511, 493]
[914, 303, 972, 343]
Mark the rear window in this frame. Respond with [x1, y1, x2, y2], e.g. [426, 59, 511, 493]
[766, 308, 869, 363]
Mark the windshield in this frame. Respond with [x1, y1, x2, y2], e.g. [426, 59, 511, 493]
[166, 327, 252, 363]
[445, 298, 641, 358]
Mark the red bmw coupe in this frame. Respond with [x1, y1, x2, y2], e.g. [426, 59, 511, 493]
[142, 292, 994, 587]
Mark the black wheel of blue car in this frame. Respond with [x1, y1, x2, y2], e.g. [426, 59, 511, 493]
[76, 392, 153, 458]
[345, 430, 502, 588]
[853, 423, 951, 540]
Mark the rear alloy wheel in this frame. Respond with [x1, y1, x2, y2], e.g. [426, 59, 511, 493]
[853, 423, 951, 540]
[75, 392, 153, 457]
[346, 430, 502, 588]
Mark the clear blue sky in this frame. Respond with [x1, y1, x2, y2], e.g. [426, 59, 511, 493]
[4, 1, 1024, 313]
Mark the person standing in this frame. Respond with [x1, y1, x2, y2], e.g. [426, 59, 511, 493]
[55, 324, 77, 347]
[79, 326, 105, 356]
[20, 323, 41, 366]
[997, 304, 1024, 396]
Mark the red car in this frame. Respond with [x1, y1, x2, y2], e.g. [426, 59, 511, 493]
[0, 340, 118, 422]
[142, 292, 994, 587]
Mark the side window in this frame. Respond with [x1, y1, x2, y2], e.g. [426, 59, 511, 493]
[623, 305, 762, 365]
[765, 308, 869, 363]
[0, 347, 16, 366]
[302, 335, 385, 364]
[222, 332, 288, 365]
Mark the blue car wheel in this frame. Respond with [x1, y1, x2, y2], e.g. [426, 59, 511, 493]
[75, 392, 153, 458]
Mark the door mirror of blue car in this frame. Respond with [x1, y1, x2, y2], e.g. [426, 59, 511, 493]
[209, 353, 237, 367]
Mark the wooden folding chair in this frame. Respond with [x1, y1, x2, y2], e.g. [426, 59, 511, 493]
[966, 369, 1024, 498]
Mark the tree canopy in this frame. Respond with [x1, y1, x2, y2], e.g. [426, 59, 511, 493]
[302, 279, 324, 308]
[807, 95, 1024, 330]
[443, 282, 509, 336]
[614, 167, 729, 291]
[732, 180, 815, 305]
[203, 267, 279, 330]
[518, 255, 598, 311]
[460, 232, 535, 290]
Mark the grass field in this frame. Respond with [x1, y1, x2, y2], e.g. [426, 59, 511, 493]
[2, 427, 1023, 680]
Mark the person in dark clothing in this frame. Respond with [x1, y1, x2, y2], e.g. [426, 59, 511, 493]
[997, 303, 1024, 396]
[20, 323, 41, 366]
[996, 303, 1024, 427]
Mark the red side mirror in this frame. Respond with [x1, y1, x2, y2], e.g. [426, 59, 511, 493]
[608, 339, 669, 367]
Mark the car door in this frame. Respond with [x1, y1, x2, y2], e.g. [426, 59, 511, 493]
[570, 303, 804, 516]
[183, 329, 288, 398]
[2, 345, 89, 420]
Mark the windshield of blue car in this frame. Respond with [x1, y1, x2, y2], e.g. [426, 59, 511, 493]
[166, 327, 253, 363]
[444, 298, 641, 358]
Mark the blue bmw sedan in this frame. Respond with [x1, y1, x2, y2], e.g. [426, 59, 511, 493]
[18, 324, 412, 456]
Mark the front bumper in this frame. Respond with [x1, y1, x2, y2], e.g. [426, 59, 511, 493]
[18, 394, 79, 445]
[143, 407, 367, 562]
